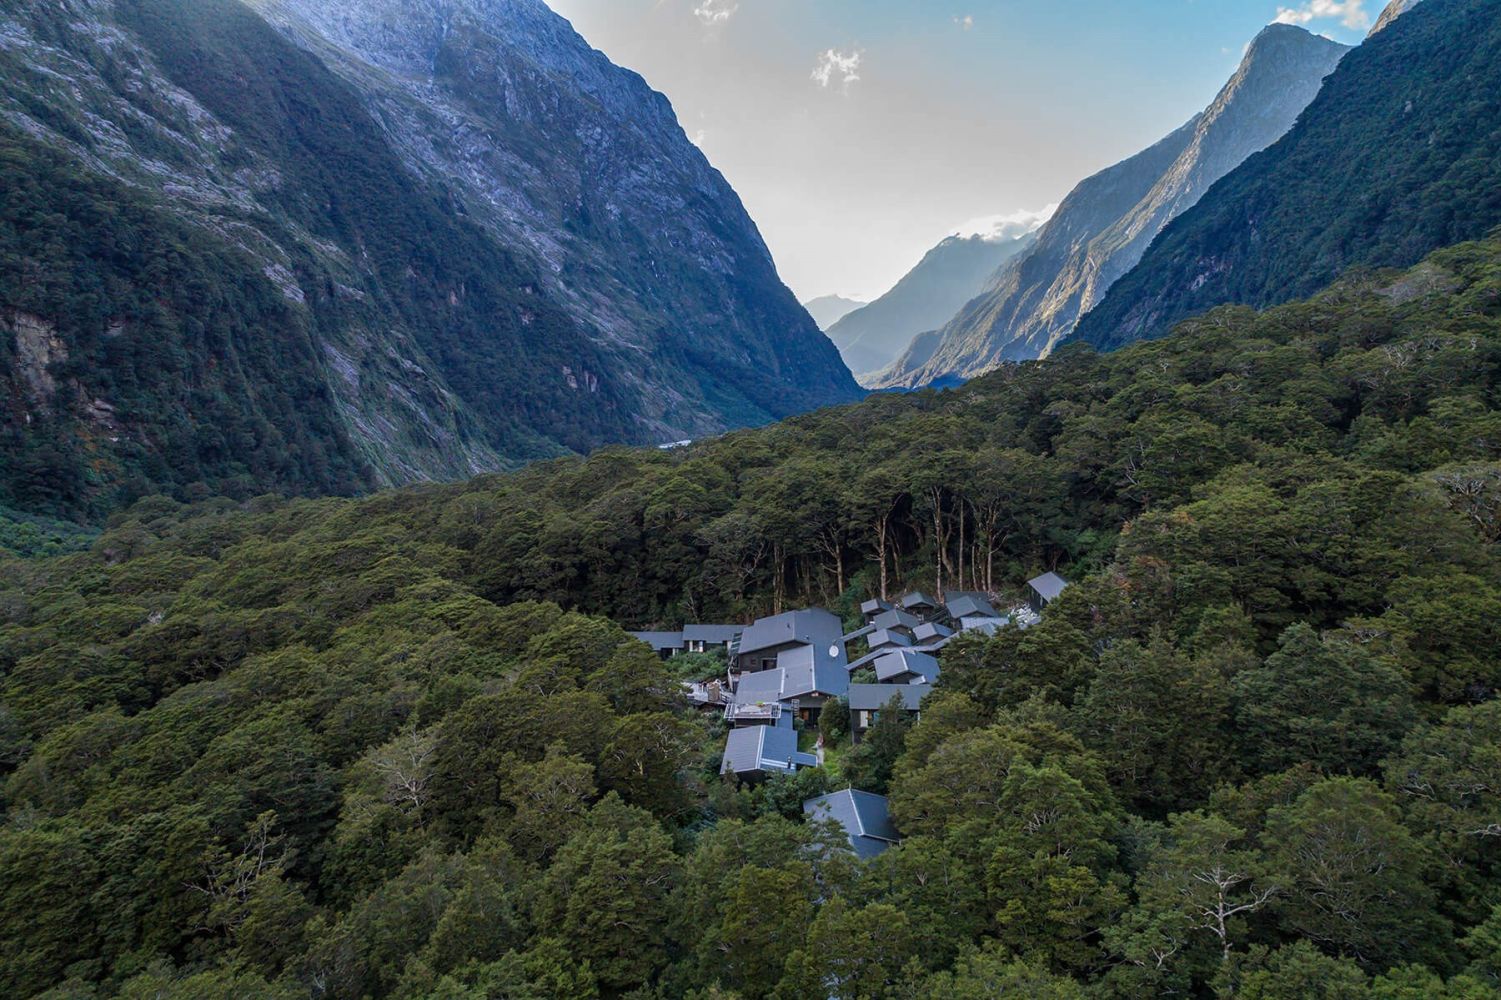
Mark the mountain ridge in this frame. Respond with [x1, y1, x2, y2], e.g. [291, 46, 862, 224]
[1073, 0, 1501, 351]
[803, 295, 867, 330]
[0, 0, 860, 521]
[872, 22, 1348, 388]
[827, 228, 1040, 379]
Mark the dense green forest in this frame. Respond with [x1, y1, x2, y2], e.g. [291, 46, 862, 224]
[0, 127, 374, 521]
[3, 234, 1501, 997]
[1075, 0, 1501, 351]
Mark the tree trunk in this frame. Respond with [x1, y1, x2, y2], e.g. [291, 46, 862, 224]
[957, 505, 966, 593]
[876, 517, 890, 600]
[773, 542, 785, 614]
[932, 499, 944, 600]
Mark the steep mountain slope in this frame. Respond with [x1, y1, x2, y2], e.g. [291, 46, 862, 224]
[874, 24, 1347, 387]
[0, 0, 858, 522]
[250, 0, 859, 418]
[803, 295, 867, 330]
[827, 228, 1039, 379]
[1075, 0, 1501, 351]
[1371, 0, 1424, 34]
[867, 118, 1200, 387]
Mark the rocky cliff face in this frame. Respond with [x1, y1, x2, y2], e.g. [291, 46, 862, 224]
[873, 24, 1348, 388]
[251, 0, 859, 427]
[1073, 0, 1501, 352]
[0, 0, 858, 519]
[868, 116, 1202, 388]
[827, 228, 1039, 380]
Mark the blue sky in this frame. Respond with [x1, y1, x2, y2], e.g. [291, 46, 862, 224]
[544, 0, 1376, 301]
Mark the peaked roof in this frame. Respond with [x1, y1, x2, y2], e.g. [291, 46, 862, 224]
[898, 591, 938, 610]
[737, 609, 847, 661]
[913, 621, 954, 643]
[847, 683, 931, 712]
[721, 725, 815, 775]
[946, 594, 1000, 620]
[775, 645, 850, 699]
[871, 608, 923, 632]
[1028, 572, 1070, 603]
[873, 649, 940, 683]
[804, 789, 901, 859]
[866, 628, 913, 652]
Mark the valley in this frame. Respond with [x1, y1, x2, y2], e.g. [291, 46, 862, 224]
[3, 1, 1501, 997]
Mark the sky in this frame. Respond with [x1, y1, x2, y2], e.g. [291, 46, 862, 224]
[543, 0, 1377, 303]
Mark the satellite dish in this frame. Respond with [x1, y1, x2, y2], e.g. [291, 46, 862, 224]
[829, 644, 841, 659]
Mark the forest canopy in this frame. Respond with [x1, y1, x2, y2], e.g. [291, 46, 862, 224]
[3, 236, 1501, 996]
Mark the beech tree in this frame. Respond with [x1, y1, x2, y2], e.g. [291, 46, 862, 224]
[1233, 625, 1415, 777]
[1265, 779, 1445, 967]
[1132, 811, 1278, 965]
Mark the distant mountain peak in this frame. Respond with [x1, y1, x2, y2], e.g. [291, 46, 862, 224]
[826, 224, 1042, 379]
[1371, 0, 1424, 35]
[950, 205, 1057, 244]
[1073, 0, 1501, 352]
[803, 295, 867, 331]
[871, 19, 1348, 388]
[1250, 21, 1319, 44]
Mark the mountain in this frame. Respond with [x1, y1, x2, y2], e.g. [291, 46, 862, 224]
[802, 295, 867, 331]
[1075, 0, 1501, 352]
[872, 23, 1349, 388]
[0, 0, 859, 522]
[1371, 0, 1424, 34]
[827, 227, 1040, 379]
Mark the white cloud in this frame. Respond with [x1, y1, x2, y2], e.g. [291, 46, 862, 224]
[1273, 0, 1372, 30]
[811, 48, 863, 92]
[954, 14, 975, 31]
[952, 204, 1058, 242]
[693, 0, 738, 25]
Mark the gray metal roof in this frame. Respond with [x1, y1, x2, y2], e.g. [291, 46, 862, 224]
[946, 595, 1000, 620]
[721, 724, 814, 775]
[630, 631, 683, 651]
[737, 609, 848, 662]
[898, 592, 937, 610]
[958, 617, 1006, 637]
[1028, 572, 1070, 604]
[803, 789, 901, 859]
[860, 598, 893, 617]
[776, 645, 850, 699]
[912, 621, 954, 643]
[847, 683, 931, 712]
[871, 608, 923, 632]
[866, 628, 913, 652]
[873, 649, 940, 684]
[732, 669, 787, 705]
[842, 623, 876, 643]
[683, 624, 744, 644]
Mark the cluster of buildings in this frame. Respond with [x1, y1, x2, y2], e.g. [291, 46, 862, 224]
[631, 572, 1071, 858]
